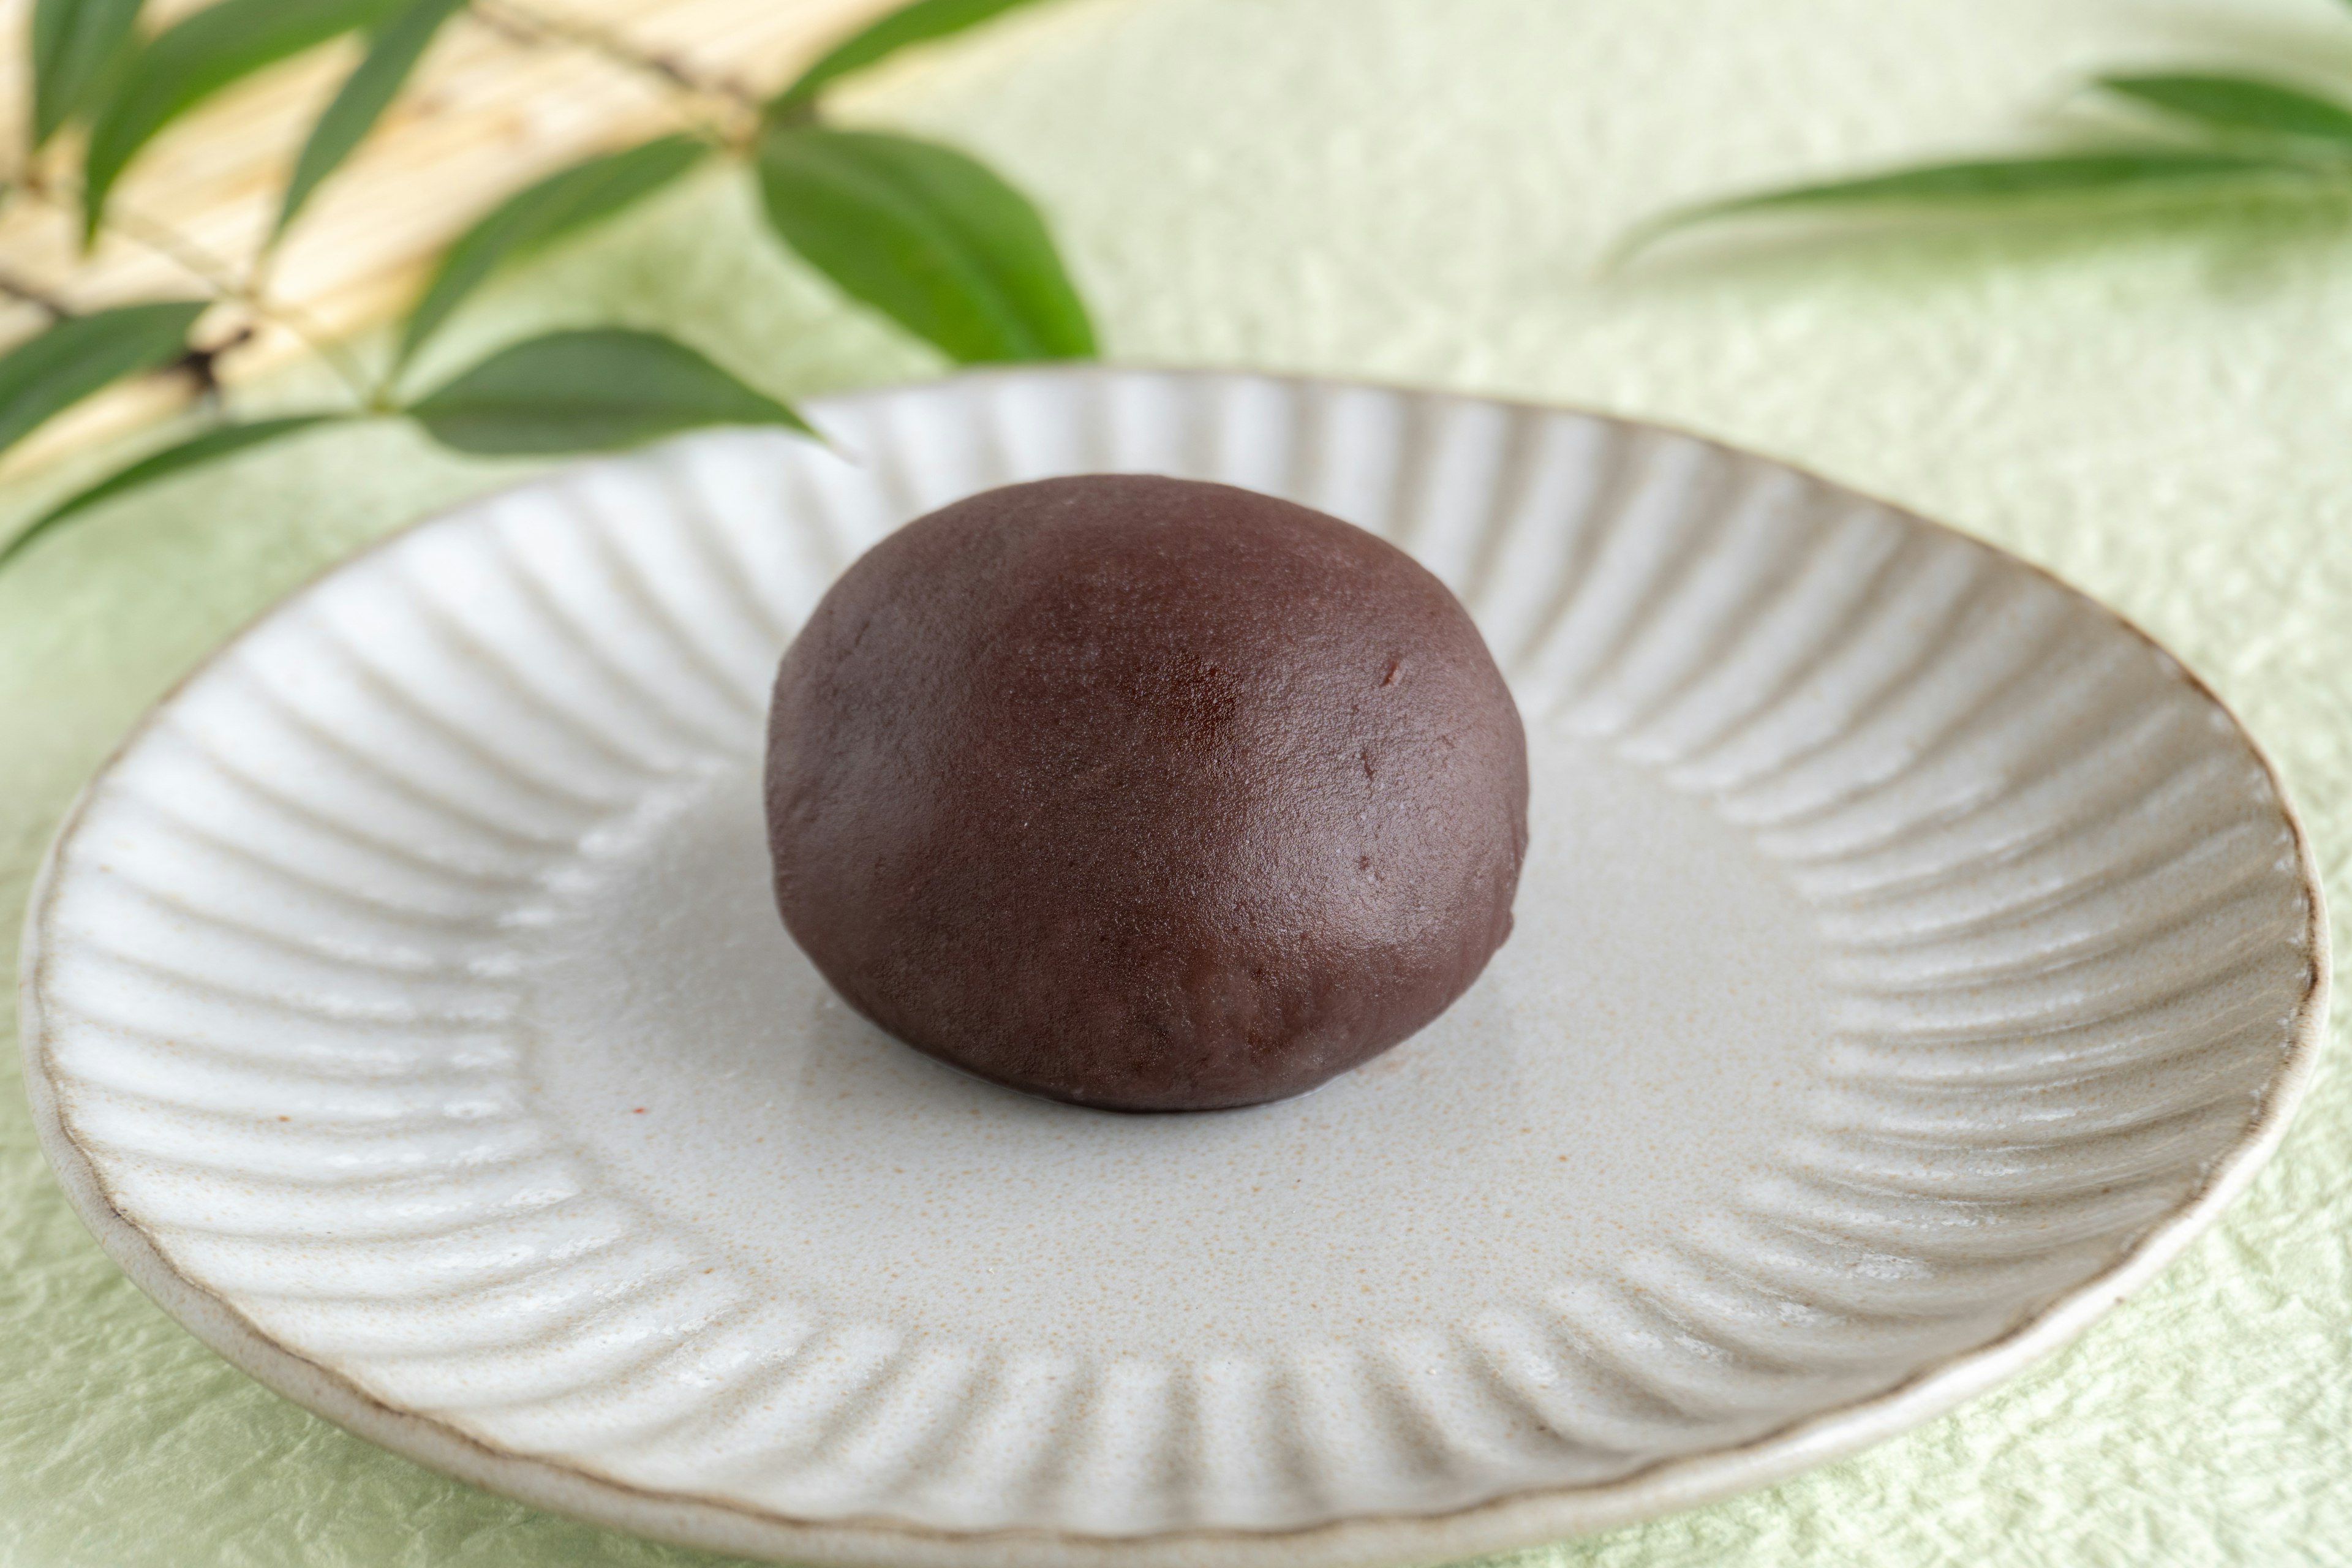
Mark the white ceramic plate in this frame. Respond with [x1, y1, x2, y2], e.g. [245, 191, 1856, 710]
[21, 368, 2328, 1567]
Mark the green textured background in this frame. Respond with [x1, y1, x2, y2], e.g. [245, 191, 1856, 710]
[6, 0, 2351, 1562]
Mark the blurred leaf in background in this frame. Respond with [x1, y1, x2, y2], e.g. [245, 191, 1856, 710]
[276, 0, 470, 240]
[1, 415, 346, 567]
[0, 301, 207, 457]
[758, 126, 1095, 362]
[4, 0, 1094, 570]
[2098, 72, 2352, 148]
[81, 0, 400, 242]
[394, 135, 710, 373]
[406, 328, 810, 453]
[1624, 149, 2337, 257]
[29, 0, 141, 148]
[769, 0, 1051, 116]
[1627, 56, 2352, 258]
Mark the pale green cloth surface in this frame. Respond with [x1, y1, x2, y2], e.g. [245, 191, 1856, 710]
[5, 0, 2350, 1562]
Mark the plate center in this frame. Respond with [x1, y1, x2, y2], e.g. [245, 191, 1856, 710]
[521, 726, 1833, 1357]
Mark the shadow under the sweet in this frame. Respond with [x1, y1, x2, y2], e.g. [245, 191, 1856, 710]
[516, 728, 1832, 1359]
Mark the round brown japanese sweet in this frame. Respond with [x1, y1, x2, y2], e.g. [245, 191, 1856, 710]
[765, 473, 1528, 1112]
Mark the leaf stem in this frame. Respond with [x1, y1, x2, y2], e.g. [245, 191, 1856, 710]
[12, 171, 380, 409]
[102, 201, 382, 408]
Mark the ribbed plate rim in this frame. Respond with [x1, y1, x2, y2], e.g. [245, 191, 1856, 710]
[17, 365, 2333, 1568]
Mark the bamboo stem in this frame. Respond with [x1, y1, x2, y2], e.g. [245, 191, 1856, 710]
[468, 0, 763, 112]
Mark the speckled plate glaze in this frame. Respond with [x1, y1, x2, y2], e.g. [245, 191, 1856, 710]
[21, 368, 2329, 1567]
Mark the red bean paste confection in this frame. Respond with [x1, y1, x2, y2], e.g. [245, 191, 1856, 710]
[765, 473, 1528, 1112]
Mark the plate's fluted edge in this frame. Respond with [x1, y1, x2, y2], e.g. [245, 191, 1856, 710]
[14, 366, 2335, 1568]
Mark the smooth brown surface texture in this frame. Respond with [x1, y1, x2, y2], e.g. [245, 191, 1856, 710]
[765, 473, 1529, 1110]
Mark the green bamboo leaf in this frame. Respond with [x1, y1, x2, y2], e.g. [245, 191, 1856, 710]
[1621, 150, 2337, 258]
[405, 329, 810, 454]
[396, 136, 709, 370]
[80, 0, 398, 244]
[275, 0, 467, 240]
[769, 0, 1052, 116]
[0, 300, 206, 458]
[2097, 73, 2352, 148]
[2, 415, 344, 570]
[31, 0, 140, 148]
[756, 125, 1094, 363]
